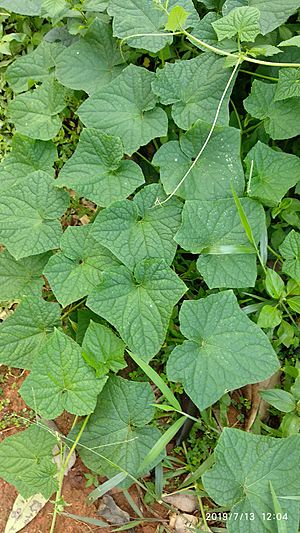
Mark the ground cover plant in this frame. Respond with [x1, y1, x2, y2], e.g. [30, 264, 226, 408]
[0, 0, 300, 531]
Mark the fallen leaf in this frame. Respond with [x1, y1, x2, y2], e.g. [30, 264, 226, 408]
[97, 494, 130, 525]
[163, 493, 198, 513]
[4, 493, 49, 533]
[169, 513, 199, 533]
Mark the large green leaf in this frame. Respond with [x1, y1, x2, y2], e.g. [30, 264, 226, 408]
[0, 0, 41, 15]
[222, 0, 300, 35]
[107, 0, 199, 53]
[55, 18, 124, 95]
[212, 6, 261, 42]
[0, 171, 69, 260]
[0, 425, 58, 499]
[0, 251, 50, 300]
[153, 120, 244, 200]
[152, 54, 233, 130]
[56, 129, 144, 206]
[82, 321, 126, 378]
[167, 291, 279, 410]
[244, 80, 300, 140]
[77, 64, 168, 155]
[203, 428, 300, 533]
[20, 329, 107, 418]
[188, 12, 238, 52]
[6, 41, 64, 93]
[43, 224, 121, 307]
[83, 0, 108, 11]
[91, 184, 182, 269]
[275, 68, 300, 101]
[0, 133, 57, 191]
[0, 297, 60, 369]
[8, 79, 67, 140]
[279, 230, 300, 283]
[245, 141, 300, 207]
[73, 375, 162, 479]
[87, 259, 187, 361]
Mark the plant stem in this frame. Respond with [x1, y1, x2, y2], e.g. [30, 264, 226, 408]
[240, 69, 279, 82]
[61, 299, 85, 320]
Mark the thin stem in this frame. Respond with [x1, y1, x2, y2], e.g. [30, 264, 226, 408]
[61, 299, 85, 320]
[267, 245, 283, 262]
[136, 151, 157, 168]
[230, 98, 243, 131]
[240, 69, 279, 82]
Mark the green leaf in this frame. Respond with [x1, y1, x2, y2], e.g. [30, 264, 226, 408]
[0, 171, 69, 260]
[287, 296, 300, 313]
[83, 0, 108, 11]
[212, 6, 261, 42]
[87, 259, 187, 361]
[279, 36, 300, 47]
[73, 375, 162, 480]
[20, 329, 107, 418]
[245, 141, 300, 207]
[41, 0, 68, 18]
[55, 18, 124, 95]
[257, 304, 282, 328]
[175, 198, 265, 288]
[166, 291, 279, 410]
[260, 389, 296, 413]
[0, 0, 41, 15]
[153, 120, 244, 200]
[87, 472, 128, 505]
[244, 80, 300, 140]
[269, 482, 288, 533]
[0, 425, 58, 499]
[265, 268, 285, 299]
[152, 53, 234, 130]
[223, 0, 300, 35]
[82, 321, 126, 378]
[0, 297, 60, 369]
[6, 41, 64, 93]
[90, 184, 182, 269]
[279, 230, 300, 283]
[43, 224, 120, 307]
[0, 250, 50, 300]
[275, 68, 300, 101]
[8, 79, 67, 141]
[247, 44, 282, 58]
[107, 0, 198, 53]
[165, 6, 189, 32]
[77, 65, 168, 155]
[56, 129, 144, 206]
[0, 133, 57, 192]
[203, 428, 300, 533]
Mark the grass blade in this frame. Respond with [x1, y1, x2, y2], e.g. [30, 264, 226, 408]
[180, 454, 215, 488]
[87, 472, 127, 505]
[269, 481, 288, 533]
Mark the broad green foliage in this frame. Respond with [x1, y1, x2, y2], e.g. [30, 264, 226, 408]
[167, 291, 279, 410]
[0, 171, 69, 260]
[8, 79, 67, 140]
[153, 120, 244, 200]
[73, 375, 162, 479]
[43, 224, 120, 307]
[91, 184, 182, 269]
[279, 230, 300, 283]
[245, 141, 300, 206]
[279, 36, 300, 47]
[82, 321, 126, 377]
[0, 425, 58, 499]
[244, 81, 300, 140]
[275, 68, 300, 101]
[212, 6, 261, 42]
[56, 129, 144, 206]
[78, 65, 168, 155]
[0, 134, 57, 191]
[0, 297, 60, 369]
[203, 428, 300, 533]
[0, 0, 41, 15]
[152, 54, 233, 129]
[107, 0, 199, 53]
[87, 259, 187, 361]
[188, 12, 238, 52]
[55, 18, 124, 95]
[20, 329, 107, 418]
[0, 251, 50, 300]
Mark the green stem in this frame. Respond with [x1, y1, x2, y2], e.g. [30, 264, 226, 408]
[230, 98, 243, 132]
[240, 69, 279, 82]
[267, 245, 283, 262]
[136, 151, 157, 168]
[61, 299, 85, 321]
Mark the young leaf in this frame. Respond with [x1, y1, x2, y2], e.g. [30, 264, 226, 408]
[77, 64, 168, 155]
[82, 321, 126, 378]
[152, 53, 235, 130]
[260, 389, 296, 413]
[165, 6, 189, 32]
[279, 230, 300, 283]
[8, 79, 67, 141]
[275, 68, 300, 101]
[90, 183, 182, 269]
[153, 120, 244, 200]
[0, 425, 58, 499]
[56, 129, 144, 206]
[0, 250, 50, 300]
[20, 329, 107, 419]
[0, 171, 69, 260]
[55, 18, 124, 95]
[257, 304, 282, 328]
[43, 225, 121, 307]
[265, 268, 285, 299]
[166, 291, 279, 410]
[73, 375, 162, 480]
[0, 297, 60, 369]
[244, 80, 300, 140]
[188, 12, 238, 52]
[203, 428, 300, 533]
[245, 141, 300, 207]
[87, 259, 187, 361]
[212, 6, 261, 42]
[287, 296, 300, 313]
